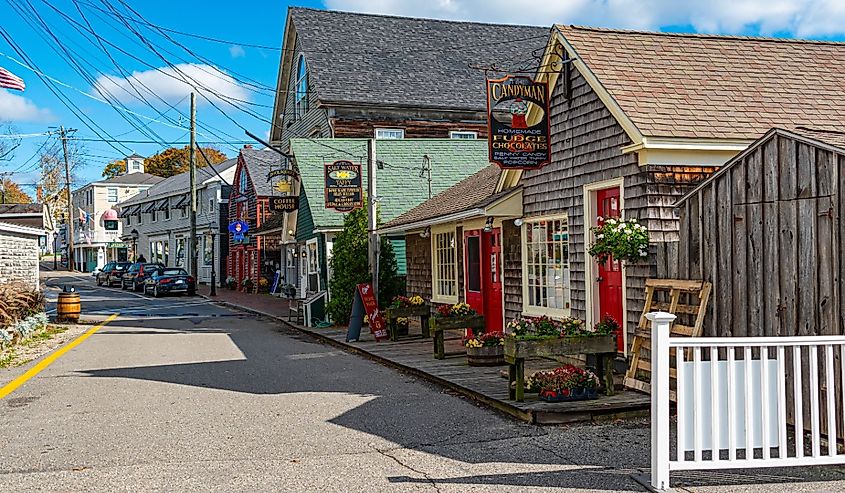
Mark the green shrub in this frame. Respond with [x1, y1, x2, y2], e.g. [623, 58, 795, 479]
[327, 206, 404, 325]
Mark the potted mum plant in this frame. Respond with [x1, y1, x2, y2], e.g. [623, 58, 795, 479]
[464, 331, 505, 366]
[431, 302, 486, 359]
[534, 365, 600, 402]
[225, 277, 237, 290]
[588, 216, 649, 264]
[241, 278, 254, 292]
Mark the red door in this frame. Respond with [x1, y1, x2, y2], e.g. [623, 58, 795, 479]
[464, 228, 503, 333]
[596, 187, 624, 351]
[482, 228, 503, 333]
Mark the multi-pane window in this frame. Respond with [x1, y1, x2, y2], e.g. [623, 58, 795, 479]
[449, 131, 477, 139]
[432, 229, 457, 301]
[375, 128, 404, 139]
[107, 187, 118, 203]
[295, 54, 309, 118]
[523, 216, 571, 315]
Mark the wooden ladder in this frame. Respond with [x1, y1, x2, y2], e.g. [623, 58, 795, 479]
[624, 279, 712, 399]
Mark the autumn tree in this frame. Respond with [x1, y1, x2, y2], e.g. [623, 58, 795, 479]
[142, 146, 227, 178]
[0, 178, 33, 204]
[102, 159, 126, 178]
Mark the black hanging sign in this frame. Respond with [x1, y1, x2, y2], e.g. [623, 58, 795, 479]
[267, 168, 298, 181]
[324, 160, 363, 212]
[269, 196, 299, 212]
[486, 75, 551, 170]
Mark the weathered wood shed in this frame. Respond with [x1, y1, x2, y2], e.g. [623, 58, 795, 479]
[674, 127, 845, 338]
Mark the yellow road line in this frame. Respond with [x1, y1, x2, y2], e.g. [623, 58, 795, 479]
[0, 313, 120, 400]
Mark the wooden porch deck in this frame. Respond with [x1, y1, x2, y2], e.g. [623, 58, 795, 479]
[299, 325, 650, 425]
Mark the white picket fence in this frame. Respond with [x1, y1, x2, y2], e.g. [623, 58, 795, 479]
[649, 312, 845, 490]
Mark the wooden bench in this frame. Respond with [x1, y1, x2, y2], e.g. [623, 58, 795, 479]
[429, 315, 486, 359]
[504, 335, 617, 402]
[384, 305, 431, 341]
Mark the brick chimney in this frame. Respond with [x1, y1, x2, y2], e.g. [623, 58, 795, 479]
[36, 185, 43, 202]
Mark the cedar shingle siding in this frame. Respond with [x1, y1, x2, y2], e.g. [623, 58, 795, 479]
[502, 220, 522, 322]
[521, 65, 715, 343]
[405, 233, 432, 303]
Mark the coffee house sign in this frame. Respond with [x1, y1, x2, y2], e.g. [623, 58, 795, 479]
[486, 75, 551, 170]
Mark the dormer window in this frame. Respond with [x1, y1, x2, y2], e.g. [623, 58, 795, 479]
[295, 54, 309, 118]
[238, 167, 249, 194]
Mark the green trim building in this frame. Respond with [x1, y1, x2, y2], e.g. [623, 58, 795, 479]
[278, 138, 489, 300]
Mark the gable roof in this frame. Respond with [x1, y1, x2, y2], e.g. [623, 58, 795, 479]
[382, 164, 505, 231]
[0, 204, 42, 215]
[675, 126, 845, 206]
[95, 172, 164, 186]
[117, 158, 238, 207]
[557, 25, 845, 141]
[288, 8, 549, 111]
[240, 148, 286, 197]
[290, 138, 490, 232]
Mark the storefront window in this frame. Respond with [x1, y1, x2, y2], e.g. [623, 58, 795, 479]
[522, 216, 571, 316]
[175, 238, 185, 267]
[431, 228, 457, 302]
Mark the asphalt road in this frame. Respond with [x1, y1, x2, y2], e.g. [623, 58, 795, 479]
[2, 270, 845, 492]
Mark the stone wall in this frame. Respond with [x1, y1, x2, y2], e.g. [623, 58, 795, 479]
[0, 231, 39, 291]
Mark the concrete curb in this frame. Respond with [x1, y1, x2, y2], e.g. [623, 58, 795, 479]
[199, 294, 535, 423]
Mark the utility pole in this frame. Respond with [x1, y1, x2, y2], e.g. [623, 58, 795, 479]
[367, 138, 379, 297]
[60, 126, 75, 272]
[189, 92, 198, 279]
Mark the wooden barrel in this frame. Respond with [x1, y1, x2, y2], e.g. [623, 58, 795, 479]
[56, 292, 81, 323]
[466, 346, 505, 367]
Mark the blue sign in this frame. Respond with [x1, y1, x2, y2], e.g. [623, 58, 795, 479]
[228, 220, 249, 242]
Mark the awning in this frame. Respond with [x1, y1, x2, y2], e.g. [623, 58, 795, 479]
[102, 209, 118, 221]
[155, 198, 170, 211]
[142, 202, 156, 213]
[171, 194, 188, 209]
[118, 204, 140, 218]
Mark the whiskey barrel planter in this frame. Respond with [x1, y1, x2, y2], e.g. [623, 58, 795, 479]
[466, 345, 505, 366]
[430, 315, 485, 359]
[504, 334, 617, 402]
[56, 292, 81, 323]
[385, 305, 431, 341]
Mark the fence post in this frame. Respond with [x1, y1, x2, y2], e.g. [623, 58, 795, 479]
[648, 311, 677, 491]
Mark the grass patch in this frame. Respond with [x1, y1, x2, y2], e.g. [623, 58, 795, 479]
[19, 325, 68, 347]
[0, 349, 17, 368]
[0, 324, 70, 368]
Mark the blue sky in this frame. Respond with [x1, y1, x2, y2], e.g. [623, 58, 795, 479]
[1, 0, 844, 196]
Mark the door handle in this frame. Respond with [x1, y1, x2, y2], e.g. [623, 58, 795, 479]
[596, 276, 604, 282]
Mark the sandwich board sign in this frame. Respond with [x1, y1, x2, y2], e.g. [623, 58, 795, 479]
[346, 283, 389, 342]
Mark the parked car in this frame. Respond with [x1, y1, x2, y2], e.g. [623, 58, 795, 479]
[96, 261, 131, 287]
[122, 262, 164, 291]
[144, 267, 196, 298]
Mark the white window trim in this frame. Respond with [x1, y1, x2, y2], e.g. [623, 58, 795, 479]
[583, 177, 628, 354]
[449, 130, 478, 139]
[295, 54, 309, 118]
[520, 213, 572, 319]
[375, 128, 404, 139]
[107, 187, 118, 203]
[430, 224, 458, 304]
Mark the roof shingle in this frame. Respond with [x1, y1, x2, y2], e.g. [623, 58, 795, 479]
[558, 25, 845, 140]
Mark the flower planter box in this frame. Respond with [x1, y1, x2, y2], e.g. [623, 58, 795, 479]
[385, 305, 431, 341]
[466, 345, 505, 367]
[505, 334, 617, 402]
[538, 387, 598, 402]
[430, 315, 486, 359]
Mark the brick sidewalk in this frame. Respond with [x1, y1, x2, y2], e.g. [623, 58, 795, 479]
[197, 285, 294, 320]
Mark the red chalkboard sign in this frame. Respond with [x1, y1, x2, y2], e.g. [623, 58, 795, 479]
[357, 283, 388, 341]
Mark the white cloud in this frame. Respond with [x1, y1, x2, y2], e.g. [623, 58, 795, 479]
[229, 45, 246, 58]
[92, 63, 250, 107]
[0, 89, 56, 122]
[323, 0, 845, 37]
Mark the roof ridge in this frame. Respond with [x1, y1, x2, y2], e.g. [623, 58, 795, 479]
[558, 24, 845, 46]
[290, 6, 547, 31]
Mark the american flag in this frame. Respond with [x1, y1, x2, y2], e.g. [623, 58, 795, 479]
[0, 66, 25, 91]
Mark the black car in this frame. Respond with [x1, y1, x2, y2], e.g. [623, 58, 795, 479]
[96, 262, 131, 287]
[122, 262, 164, 291]
[144, 268, 196, 297]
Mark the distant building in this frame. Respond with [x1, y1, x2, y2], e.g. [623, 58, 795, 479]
[116, 158, 237, 284]
[0, 203, 56, 254]
[70, 157, 162, 272]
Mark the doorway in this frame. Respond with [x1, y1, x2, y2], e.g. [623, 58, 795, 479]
[464, 227, 503, 333]
[594, 185, 625, 352]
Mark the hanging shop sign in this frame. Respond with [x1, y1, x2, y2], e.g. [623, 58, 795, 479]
[324, 160, 363, 212]
[274, 180, 292, 193]
[266, 168, 298, 181]
[486, 75, 551, 170]
[228, 220, 249, 242]
[269, 196, 299, 213]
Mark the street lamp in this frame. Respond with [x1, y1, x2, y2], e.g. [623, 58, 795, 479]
[52, 232, 58, 270]
[131, 229, 139, 262]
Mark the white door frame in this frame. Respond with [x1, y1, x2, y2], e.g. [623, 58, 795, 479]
[582, 177, 628, 354]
